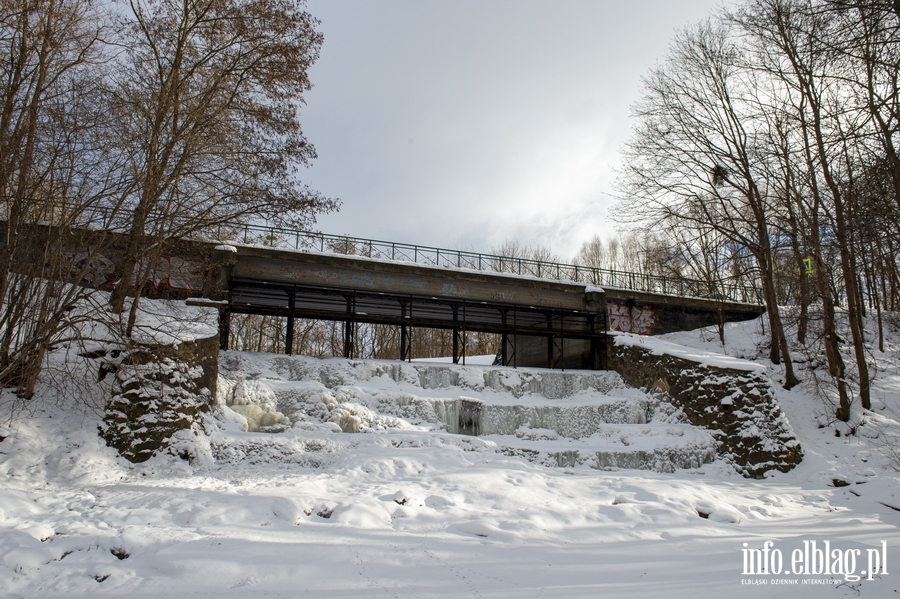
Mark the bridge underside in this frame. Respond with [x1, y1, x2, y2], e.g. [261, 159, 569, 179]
[225, 278, 606, 368]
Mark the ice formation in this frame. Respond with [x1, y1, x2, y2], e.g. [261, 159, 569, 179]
[217, 353, 718, 472]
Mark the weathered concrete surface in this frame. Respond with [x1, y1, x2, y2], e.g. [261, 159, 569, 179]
[7, 222, 215, 299]
[510, 288, 764, 369]
[604, 287, 764, 336]
[507, 337, 601, 370]
[229, 245, 592, 311]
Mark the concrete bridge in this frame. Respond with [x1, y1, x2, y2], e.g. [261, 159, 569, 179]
[10, 222, 766, 368]
[205, 243, 764, 369]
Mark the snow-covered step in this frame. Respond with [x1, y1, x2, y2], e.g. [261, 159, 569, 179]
[486, 424, 718, 472]
[221, 353, 631, 400]
[218, 353, 721, 473]
[425, 396, 656, 438]
[209, 429, 347, 467]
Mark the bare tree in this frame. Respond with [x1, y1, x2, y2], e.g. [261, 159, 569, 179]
[736, 0, 874, 417]
[617, 19, 800, 388]
[489, 239, 559, 275]
[106, 0, 338, 334]
[0, 0, 119, 397]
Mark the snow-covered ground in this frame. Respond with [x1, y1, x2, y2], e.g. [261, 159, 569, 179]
[1, 315, 899, 598]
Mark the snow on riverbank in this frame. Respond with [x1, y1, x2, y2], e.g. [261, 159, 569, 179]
[1, 316, 899, 597]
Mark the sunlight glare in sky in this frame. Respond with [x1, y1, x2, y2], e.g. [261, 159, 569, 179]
[301, 0, 728, 259]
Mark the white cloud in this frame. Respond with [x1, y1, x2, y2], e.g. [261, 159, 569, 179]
[302, 0, 728, 260]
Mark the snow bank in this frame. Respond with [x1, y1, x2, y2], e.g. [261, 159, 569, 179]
[0, 311, 898, 598]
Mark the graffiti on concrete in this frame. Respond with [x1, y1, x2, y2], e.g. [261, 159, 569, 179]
[150, 256, 205, 292]
[64, 248, 117, 288]
[607, 302, 657, 335]
[63, 248, 205, 293]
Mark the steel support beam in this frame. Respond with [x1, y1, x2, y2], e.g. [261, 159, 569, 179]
[452, 305, 459, 364]
[547, 314, 554, 368]
[400, 325, 410, 361]
[500, 309, 508, 366]
[399, 299, 410, 361]
[343, 293, 355, 358]
[219, 308, 230, 351]
[285, 290, 295, 355]
[227, 279, 607, 369]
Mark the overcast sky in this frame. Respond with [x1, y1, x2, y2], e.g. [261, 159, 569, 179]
[300, 0, 728, 260]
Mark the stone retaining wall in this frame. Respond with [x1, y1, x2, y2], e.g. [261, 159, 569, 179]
[101, 334, 219, 463]
[605, 336, 802, 478]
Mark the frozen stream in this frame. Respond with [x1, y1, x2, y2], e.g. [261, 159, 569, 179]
[218, 353, 718, 472]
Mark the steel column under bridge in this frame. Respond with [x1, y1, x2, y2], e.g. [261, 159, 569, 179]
[224, 278, 606, 368]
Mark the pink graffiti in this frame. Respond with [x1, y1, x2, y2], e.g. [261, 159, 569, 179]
[607, 303, 656, 335]
[63, 249, 204, 292]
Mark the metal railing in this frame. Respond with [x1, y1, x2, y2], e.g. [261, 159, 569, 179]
[5, 202, 763, 304]
[217, 223, 765, 305]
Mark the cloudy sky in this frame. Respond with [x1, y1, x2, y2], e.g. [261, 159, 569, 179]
[300, 0, 728, 260]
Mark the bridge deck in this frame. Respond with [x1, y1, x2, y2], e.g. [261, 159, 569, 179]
[217, 245, 607, 367]
[220, 224, 765, 305]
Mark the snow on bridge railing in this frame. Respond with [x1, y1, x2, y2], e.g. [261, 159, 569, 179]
[219, 223, 765, 305]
